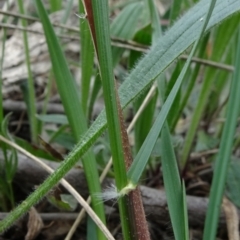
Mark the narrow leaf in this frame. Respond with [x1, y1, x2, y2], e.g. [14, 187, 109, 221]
[203, 26, 240, 240]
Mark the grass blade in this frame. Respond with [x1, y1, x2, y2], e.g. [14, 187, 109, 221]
[203, 26, 240, 240]
[0, 7, 8, 125]
[170, 34, 209, 130]
[34, 2, 106, 239]
[127, 0, 217, 184]
[35, 1, 84, 141]
[182, 182, 189, 240]
[161, 124, 186, 240]
[83, 0, 134, 238]
[111, 1, 144, 66]
[79, 0, 94, 117]
[118, 0, 239, 109]
[17, 0, 38, 143]
[129, 25, 155, 155]
[148, 1, 189, 239]
[180, 15, 240, 167]
[84, 0, 151, 238]
[50, 0, 62, 13]
[170, 0, 183, 24]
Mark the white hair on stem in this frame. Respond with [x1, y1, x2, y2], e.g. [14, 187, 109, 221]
[94, 182, 136, 203]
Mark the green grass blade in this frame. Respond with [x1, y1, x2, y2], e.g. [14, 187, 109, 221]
[129, 25, 155, 155]
[170, 34, 209, 130]
[88, 0, 128, 189]
[61, 0, 73, 24]
[170, 0, 183, 24]
[149, 0, 189, 237]
[181, 69, 215, 167]
[0, 20, 7, 124]
[34, 2, 106, 239]
[180, 15, 240, 167]
[134, 91, 157, 154]
[1, 114, 17, 208]
[36, 114, 68, 125]
[35, 1, 84, 141]
[0, 0, 10, 125]
[37, 0, 73, 133]
[111, 1, 144, 66]
[165, 62, 182, 124]
[148, 2, 189, 238]
[79, 0, 94, 117]
[0, 5, 11, 210]
[87, 0, 132, 238]
[17, 0, 38, 143]
[39, 0, 73, 135]
[118, 0, 239, 110]
[147, 0, 162, 42]
[29, 0, 240, 164]
[127, 0, 217, 184]
[38, 70, 53, 135]
[87, 215, 98, 240]
[182, 182, 189, 240]
[88, 73, 102, 120]
[203, 26, 240, 240]
[161, 124, 184, 240]
[50, 0, 62, 13]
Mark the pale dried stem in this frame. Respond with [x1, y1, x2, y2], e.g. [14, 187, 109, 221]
[0, 135, 115, 240]
[223, 197, 239, 240]
[0, 13, 235, 72]
[65, 86, 159, 237]
[65, 84, 157, 240]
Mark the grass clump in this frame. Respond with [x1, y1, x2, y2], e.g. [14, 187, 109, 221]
[0, 0, 240, 239]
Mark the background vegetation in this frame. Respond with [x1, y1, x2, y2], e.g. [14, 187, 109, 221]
[0, 0, 240, 239]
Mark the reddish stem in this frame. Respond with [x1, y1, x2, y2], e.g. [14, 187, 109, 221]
[83, 1, 150, 239]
